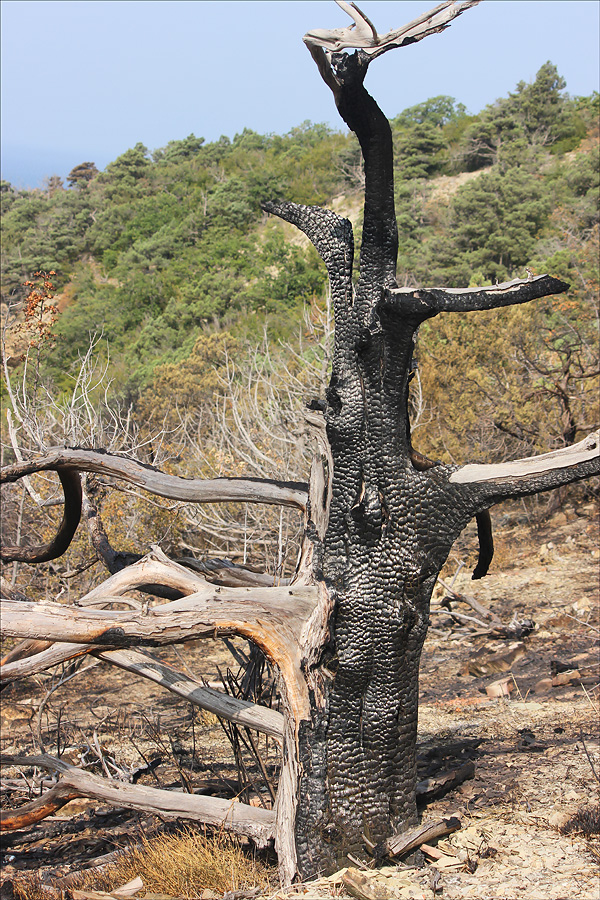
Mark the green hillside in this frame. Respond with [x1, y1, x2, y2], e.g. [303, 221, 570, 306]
[1, 62, 598, 466]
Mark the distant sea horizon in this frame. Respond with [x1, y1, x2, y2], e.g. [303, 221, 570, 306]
[1, 145, 112, 191]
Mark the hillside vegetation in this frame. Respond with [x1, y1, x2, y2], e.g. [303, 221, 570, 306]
[1, 63, 598, 586]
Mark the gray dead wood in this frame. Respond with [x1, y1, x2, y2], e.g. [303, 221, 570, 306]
[93, 648, 284, 739]
[0, 584, 317, 722]
[1, 447, 308, 509]
[0, 641, 282, 737]
[380, 816, 461, 860]
[304, 0, 479, 59]
[0, 753, 274, 845]
[450, 430, 599, 486]
[437, 577, 502, 625]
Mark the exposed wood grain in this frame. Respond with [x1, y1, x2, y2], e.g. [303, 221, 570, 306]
[1, 641, 96, 681]
[0, 581, 318, 721]
[304, 0, 480, 59]
[0, 781, 80, 831]
[450, 430, 599, 485]
[342, 868, 395, 900]
[95, 647, 284, 739]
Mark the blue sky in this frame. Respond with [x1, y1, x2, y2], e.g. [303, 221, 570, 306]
[2, 0, 599, 189]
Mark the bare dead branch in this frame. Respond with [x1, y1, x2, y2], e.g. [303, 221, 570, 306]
[177, 556, 277, 587]
[1, 641, 97, 682]
[0, 549, 235, 680]
[0, 637, 53, 667]
[94, 647, 284, 739]
[0, 780, 81, 831]
[0, 577, 35, 604]
[451, 429, 600, 502]
[1, 447, 308, 510]
[472, 509, 494, 580]
[379, 816, 461, 860]
[436, 578, 503, 626]
[416, 761, 475, 803]
[0, 753, 275, 844]
[304, 1, 479, 59]
[1, 576, 318, 720]
[0, 638, 285, 744]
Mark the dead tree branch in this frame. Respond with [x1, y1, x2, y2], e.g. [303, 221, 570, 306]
[0, 753, 275, 844]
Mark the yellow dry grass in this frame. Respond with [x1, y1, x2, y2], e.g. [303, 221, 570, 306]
[8, 828, 276, 899]
[82, 829, 276, 897]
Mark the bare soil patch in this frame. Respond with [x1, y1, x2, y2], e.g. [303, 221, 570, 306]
[1, 506, 598, 899]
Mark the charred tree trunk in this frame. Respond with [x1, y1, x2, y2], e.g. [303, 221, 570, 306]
[264, 5, 598, 878]
[1, 0, 599, 886]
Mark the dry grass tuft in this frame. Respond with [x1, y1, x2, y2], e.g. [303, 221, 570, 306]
[4, 829, 275, 899]
[7, 873, 59, 900]
[78, 827, 276, 897]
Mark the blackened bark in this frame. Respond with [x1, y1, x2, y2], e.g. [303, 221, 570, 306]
[265, 35, 596, 877]
[287, 53, 484, 876]
[0, 469, 82, 564]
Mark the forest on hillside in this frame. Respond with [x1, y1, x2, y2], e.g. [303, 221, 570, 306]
[1, 62, 598, 597]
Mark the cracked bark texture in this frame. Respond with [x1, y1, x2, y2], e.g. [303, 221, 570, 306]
[265, 40, 598, 877]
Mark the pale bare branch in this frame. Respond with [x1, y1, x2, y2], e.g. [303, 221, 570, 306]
[1, 641, 94, 681]
[451, 430, 600, 504]
[0, 753, 275, 844]
[451, 430, 599, 485]
[95, 648, 284, 739]
[1, 448, 308, 510]
[1, 564, 318, 720]
[304, 1, 480, 58]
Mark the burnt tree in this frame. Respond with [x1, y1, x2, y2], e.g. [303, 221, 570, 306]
[1, 0, 599, 885]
